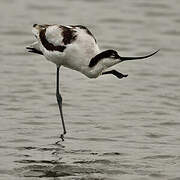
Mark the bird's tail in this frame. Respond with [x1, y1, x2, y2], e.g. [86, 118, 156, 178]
[26, 42, 43, 55]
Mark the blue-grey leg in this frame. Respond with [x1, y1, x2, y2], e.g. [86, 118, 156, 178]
[56, 66, 66, 141]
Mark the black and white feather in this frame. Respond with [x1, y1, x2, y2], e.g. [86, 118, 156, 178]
[27, 24, 159, 79]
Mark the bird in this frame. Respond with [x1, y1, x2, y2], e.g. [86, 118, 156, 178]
[26, 24, 159, 141]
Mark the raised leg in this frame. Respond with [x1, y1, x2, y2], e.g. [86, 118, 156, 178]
[56, 66, 66, 141]
[102, 70, 128, 79]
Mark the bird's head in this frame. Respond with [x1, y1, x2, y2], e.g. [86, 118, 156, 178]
[100, 50, 122, 68]
[89, 49, 159, 68]
[32, 24, 50, 39]
[103, 50, 120, 60]
[89, 49, 121, 68]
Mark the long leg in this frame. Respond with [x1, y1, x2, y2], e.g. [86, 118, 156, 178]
[56, 66, 66, 141]
[102, 70, 128, 79]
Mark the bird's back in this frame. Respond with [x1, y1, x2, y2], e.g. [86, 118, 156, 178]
[29, 24, 100, 72]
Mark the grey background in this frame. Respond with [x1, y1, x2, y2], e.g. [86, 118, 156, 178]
[0, 0, 180, 179]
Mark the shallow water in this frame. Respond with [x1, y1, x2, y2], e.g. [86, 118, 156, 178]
[0, 0, 180, 179]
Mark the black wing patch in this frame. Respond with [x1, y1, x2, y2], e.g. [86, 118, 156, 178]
[71, 25, 97, 43]
[39, 28, 66, 52]
[61, 26, 77, 45]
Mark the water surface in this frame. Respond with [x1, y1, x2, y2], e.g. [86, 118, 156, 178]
[0, 0, 180, 179]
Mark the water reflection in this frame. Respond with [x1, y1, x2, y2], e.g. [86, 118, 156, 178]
[14, 143, 124, 178]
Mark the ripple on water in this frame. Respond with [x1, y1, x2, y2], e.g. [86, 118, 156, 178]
[145, 11, 176, 18]
[134, 2, 170, 9]
[159, 121, 180, 126]
[14, 158, 128, 178]
[100, 17, 143, 25]
[15, 159, 59, 165]
[74, 159, 112, 165]
[1, 30, 31, 36]
[162, 30, 180, 36]
[101, 152, 126, 156]
[81, 137, 118, 142]
[27, 3, 65, 11]
[14, 163, 102, 178]
[145, 133, 168, 139]
[143, 155, 175, 160]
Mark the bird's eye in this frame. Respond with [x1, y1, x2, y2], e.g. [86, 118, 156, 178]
[111, 53, 117, 58]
